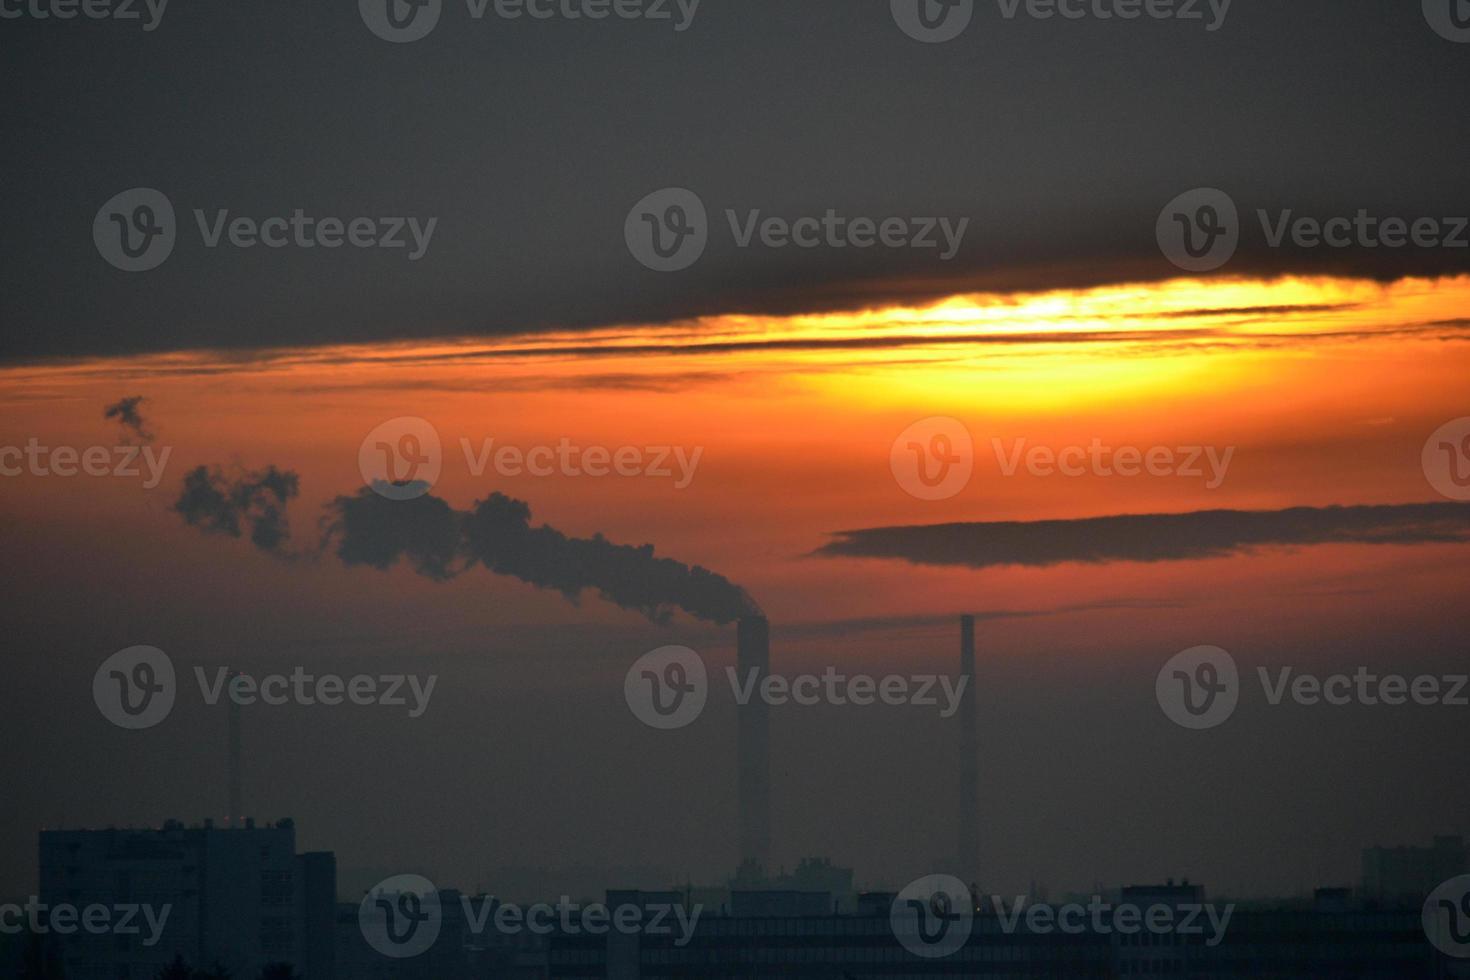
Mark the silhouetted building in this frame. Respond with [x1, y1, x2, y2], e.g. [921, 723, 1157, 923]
[38, 818, 335, 978]
[542, 883, 1460, 979]
[730, 890, 831, 917]
[1363, 836, 1467, 905]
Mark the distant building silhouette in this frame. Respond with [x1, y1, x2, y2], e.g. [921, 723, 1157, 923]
[1363, 836, 1467, 906]
[538, 883, 1460, 978]
[38, 818, 334, 978]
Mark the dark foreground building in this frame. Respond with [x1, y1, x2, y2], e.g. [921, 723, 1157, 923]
[36, 819, 335, 979]
[542, 887, 1467, 979]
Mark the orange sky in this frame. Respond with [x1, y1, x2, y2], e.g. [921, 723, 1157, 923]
[4, 272, 1469, 897]
[2, 273, 1467, 646]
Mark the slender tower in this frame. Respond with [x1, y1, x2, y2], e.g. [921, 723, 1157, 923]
[958, 615, 979, 885]
[228, 670, 243, 827]
[737, 616, 771, 872]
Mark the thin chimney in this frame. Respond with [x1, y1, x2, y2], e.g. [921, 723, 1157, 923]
[737, 616, 771, 871]
[958, 615, 978, 884]
[228, 670, 243, 828]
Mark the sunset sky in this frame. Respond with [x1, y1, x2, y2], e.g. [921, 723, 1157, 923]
[3, 0, 1469, 925]
[3, 269, 1468, 900]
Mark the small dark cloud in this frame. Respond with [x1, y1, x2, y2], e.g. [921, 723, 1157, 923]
[815, 503, 1470, 570]
[103, 396, 152, 443]
[173, 465, 300, 554]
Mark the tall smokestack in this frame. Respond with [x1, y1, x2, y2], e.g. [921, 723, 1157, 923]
[958, 615, 978, 884]
[737, 616, 770, 872]
[228, 671, 242, 828]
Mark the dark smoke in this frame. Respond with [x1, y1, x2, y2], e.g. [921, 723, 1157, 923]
[459, 491, 759, 625]
[174, 465, 300, 553]
[103, 395, 152, 443]
[320, 485, 759, 625]
[322, 482, 463, 581]
[175, 468, 760, 624]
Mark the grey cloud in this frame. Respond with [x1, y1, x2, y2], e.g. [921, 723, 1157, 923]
[815, 503, 1470, 570]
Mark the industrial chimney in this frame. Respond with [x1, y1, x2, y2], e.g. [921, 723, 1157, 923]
[958, 615, 978, 884]
[228, 670, 243, 828]
[737, 615, 771, 872]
